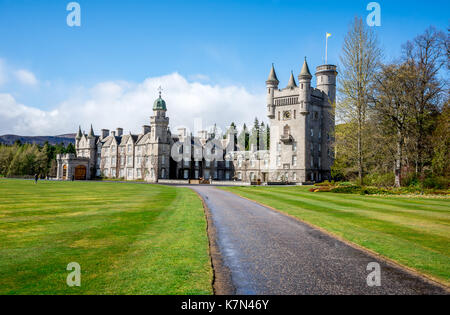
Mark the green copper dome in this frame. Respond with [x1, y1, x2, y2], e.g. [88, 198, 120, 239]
[153, 97, 167, 111]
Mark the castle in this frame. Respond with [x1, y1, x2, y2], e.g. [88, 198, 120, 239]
[56, 59, 337, 184]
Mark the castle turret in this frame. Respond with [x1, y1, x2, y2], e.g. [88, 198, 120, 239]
[315, 64, 338, 104]
[151, 91, 169, 143]
[286, 71, 297, 89]
[75, 126, 82, 148]
[298, 58, 312, 114]
[266, 64, 279, 119]
[87, 124, 96, 149]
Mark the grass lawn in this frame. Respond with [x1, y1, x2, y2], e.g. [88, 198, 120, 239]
[0, 179, 212, 295]
[222, 186, 450, 286]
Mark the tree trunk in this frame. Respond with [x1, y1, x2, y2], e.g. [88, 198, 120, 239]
[394, 131, 403, 188]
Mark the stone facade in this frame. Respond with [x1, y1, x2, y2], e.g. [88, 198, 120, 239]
[56, 58, 336, 184]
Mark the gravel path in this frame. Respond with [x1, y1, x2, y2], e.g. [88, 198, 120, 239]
[191, 186, 448, 295]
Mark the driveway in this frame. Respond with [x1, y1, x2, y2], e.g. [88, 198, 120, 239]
[190, 186, 448, 295]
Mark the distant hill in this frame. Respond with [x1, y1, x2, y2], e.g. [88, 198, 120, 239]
[0, 134, 76, 146]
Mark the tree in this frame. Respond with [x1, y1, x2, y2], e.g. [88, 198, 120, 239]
[402, 27, 447, 176]
[372, 63, 415, 187]
[66, 143, 76, 154]
[249, 118, 260, 150]
[431, 102, 450, 176]
[338, 17, 381, 185]
[237, 124, 249, 151]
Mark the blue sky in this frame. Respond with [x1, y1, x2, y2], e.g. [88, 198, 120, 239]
[0, 0, 448, 135]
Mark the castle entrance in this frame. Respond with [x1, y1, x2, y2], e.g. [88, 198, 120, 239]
[74, 165, 87, 180]
[63, 165, 67, 180]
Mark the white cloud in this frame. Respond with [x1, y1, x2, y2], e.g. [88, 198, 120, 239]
[14, 69, 38, 86]
[0, 73, 266, 136]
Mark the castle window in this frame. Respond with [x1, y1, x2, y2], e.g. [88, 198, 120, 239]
[292, 156, 297, 166]
[311, 157, 314, 168]
[301, 84, 303, 89]
[293, 173, 297, 181]
[318, 157, 322, 168]
[277, 156, 281, 167]
[225, 161, 230, 168]
[278, 112, 280, 121]
[310, 129, 314, 137]
[238, 172, 242, 180]
[127, 169, 132, 178]
[293, 142, 297, 152]
[277, 143, 281, 152]
[294, 110, 296, 119]
[137, 169, 141, 178]
[127, 145, 132, 153]
[206, 161, 210, 168]
[162, 155, 165, 165]
[283, 125, 290, 137]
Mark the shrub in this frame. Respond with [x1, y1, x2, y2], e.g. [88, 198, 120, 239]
[314, 180, 332, 187]
[331, 185, 362, 194]
[363, 173, 395, 187]
[422, 176, 449, 190]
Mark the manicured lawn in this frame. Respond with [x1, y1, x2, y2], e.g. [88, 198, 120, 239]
[0, 179, 212, 295]
[222, 186, 450, 285]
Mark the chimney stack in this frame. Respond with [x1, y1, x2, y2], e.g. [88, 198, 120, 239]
[116, 128, 123, 137]
[101, 129, 110, 139]
[142, 125, 151, 135]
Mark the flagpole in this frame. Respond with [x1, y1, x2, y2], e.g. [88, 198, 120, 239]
[325, 33, 328, 65]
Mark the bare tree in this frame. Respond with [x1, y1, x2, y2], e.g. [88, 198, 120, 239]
[402, 27, 447, 176]
[338, 17, 381, 185]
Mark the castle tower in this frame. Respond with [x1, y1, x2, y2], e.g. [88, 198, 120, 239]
[315, 65, 338, 181]
[150, 89, 170, 180]
[266, 64, 279, 119]
[315, 64, 338, 104]
[298, 58, 312, 114]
